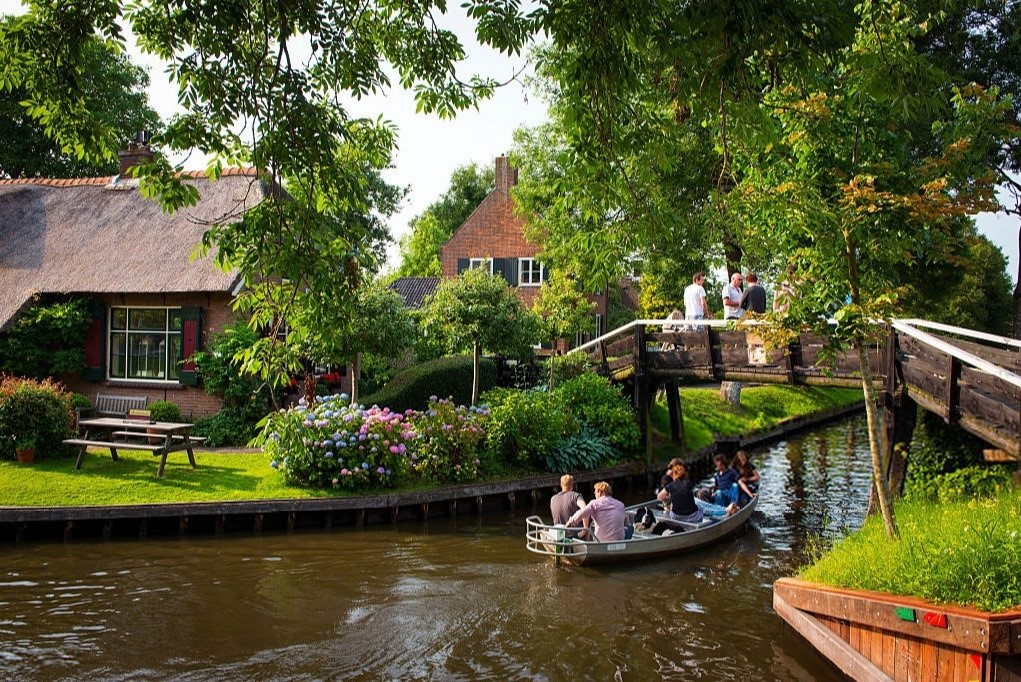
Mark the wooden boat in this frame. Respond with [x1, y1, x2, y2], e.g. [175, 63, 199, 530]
[525, 496, 757, 565]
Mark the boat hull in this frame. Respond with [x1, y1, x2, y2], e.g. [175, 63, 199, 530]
[525, 497, 757, 566]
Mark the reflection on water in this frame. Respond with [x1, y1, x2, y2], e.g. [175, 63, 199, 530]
[0, 417, 871, 681]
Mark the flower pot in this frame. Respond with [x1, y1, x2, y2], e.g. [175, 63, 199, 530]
[15, 447, 36, 463]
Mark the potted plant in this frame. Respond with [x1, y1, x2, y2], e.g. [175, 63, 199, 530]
[15, 435, 36, 463]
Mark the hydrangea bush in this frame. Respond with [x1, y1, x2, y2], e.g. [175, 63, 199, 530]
[255, 394, 490, 490]
[407, 397, 489, 483]
[257, 394, 414, 489]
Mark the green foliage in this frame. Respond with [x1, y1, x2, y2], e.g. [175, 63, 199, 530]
[0, 297, 92, 379]
[547, 352, 590, 386]
[905, 411, 999, 501]
[532, 270, 596, 346]
[802, 490, 1021, 612]
[0, 375, 74, 460]
[0, 25, 162, 178]
[482, 387, 574, 468]
[68, 393, 92, 410]
[396, 162, 494, 277]
[361, 356, 498, 413]
[147, 400, 182, 423]
[407, 398, 490, 484]
[553, 373, 639, 452]
[191, 319, 277, 445]
[191, 410, 261, 448]
[545, 425, 618, 474]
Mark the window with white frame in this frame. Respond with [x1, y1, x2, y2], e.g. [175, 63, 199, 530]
[518, 258, 544, 286]
[468, 257, 493, 273]
[108, 307, 182, 381]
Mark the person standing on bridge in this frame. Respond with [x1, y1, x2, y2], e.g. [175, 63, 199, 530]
[740, 272, 767, 314]
[722, 272, 744, 320]
[683, 272, 709, 330]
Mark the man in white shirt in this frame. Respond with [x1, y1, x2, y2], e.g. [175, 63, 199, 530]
[683, 272, 709, 329]
[722, 272, 744, 320]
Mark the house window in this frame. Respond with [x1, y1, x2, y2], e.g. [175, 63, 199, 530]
[518, 258, 544, 286]
[108, 307, 182, 382]
[468, 258, 493, 274]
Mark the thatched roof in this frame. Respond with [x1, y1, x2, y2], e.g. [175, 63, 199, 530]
[0, 169, 272, 331]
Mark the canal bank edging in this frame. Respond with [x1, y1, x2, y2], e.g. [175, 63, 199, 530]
[0, 401, 865, 542]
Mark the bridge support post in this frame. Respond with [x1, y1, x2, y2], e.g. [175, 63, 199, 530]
[665, 378, 683, 445]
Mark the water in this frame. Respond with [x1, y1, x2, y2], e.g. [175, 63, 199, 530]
[0, 417, 872, 681]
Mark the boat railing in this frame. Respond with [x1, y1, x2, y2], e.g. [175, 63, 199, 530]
[525, 516, 587, 558]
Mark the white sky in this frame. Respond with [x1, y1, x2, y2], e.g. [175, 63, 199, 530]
[1, 1, 1017, 281]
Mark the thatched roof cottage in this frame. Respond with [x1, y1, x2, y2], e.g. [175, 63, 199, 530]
[0, 150, 274, 416]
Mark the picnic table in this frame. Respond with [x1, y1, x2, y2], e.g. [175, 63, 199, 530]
[65, 417, 201, 477]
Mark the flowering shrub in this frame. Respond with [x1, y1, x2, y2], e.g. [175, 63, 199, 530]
[256, 394, 414, 490]
[0, 375, 75, 460]
[406, 396, 489, 483]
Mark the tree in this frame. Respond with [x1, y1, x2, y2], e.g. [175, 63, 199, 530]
[532, 270, 594, 388]
[422, 267, 538, 404]
[396, 162, 494, 277]
[326, 283, 416, 404]
[733, 3, 1011, 538]
[0, 27, 161, 179]
[0, 0, 536, 388]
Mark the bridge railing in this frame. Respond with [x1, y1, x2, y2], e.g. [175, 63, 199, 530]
[573, 318, 884, 388]
[892, 319, 1021, 456]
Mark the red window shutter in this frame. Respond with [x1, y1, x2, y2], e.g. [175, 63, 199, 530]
[83, 302, 106, 381]
[179, 307, 202, 385]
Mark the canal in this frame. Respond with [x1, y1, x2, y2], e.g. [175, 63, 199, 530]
[1, 416, 872, 681]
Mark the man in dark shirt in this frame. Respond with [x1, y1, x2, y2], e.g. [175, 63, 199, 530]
[740, 272, 767, 314]
[550, 474, 588, 537]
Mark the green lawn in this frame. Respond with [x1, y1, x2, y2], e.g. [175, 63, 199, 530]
[1, 385, 864, 508]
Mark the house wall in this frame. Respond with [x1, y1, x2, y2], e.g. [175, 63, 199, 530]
[438, 157, 608, 323]
[61, 292, 237, 419]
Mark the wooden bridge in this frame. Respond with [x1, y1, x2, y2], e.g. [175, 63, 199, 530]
[572, 318, 1021, 463]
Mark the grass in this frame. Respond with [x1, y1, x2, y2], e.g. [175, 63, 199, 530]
[801, 490, 1021, 612]
[651, 385, 864, 452]
[1, 385, 862, 508]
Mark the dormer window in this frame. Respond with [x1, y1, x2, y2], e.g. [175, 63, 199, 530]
[519, 258, 544, 286]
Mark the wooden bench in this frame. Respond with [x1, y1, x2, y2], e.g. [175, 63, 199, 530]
[64, 438, 164, 470]
[93, 394, 149, 418]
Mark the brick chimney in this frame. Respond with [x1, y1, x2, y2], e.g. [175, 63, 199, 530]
[117, 137, 154, 177]
[494, 155, 518, 195]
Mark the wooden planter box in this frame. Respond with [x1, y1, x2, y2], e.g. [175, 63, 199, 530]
[774, 578, 1021, 681]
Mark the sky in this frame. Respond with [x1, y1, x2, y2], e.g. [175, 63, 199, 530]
[1, 1, 1017, 281]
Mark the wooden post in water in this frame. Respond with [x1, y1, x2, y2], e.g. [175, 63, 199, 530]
[665, 378, 683, 445]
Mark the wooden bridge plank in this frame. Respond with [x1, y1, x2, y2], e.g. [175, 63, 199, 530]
[933, 333, 1021, 372]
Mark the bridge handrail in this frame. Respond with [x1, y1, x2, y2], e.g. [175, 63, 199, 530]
[568, 318, 739, 356]
[894, 318, 1021, 350]
[892, 319, 1021, 390]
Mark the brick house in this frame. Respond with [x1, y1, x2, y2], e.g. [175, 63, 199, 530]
[0, 146, 274, 417]
[435, 156, 607, 346]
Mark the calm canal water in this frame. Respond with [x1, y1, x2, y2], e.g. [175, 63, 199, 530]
[1, 417, 872, 681]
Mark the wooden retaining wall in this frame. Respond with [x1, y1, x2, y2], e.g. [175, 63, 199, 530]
[774, 578, 1021, 681]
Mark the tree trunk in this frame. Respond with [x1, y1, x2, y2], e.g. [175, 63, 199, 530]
[350, 353, 361, 405]
[1014, 223, 1021, 338]
[303, 370, 317, 406]
[719, 380, 742, 407]
[857, 341, 898, 538]
[471, 342, 481, 406]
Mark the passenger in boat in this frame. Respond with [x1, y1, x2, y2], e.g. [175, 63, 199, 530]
[697, 453, 740, 507]
[657, 460, 703, 523]
[565, 481, 628, 542]
[551, 474, 589, 538]
[658, 457, 684, 492]
[732, 450, 759, 504]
